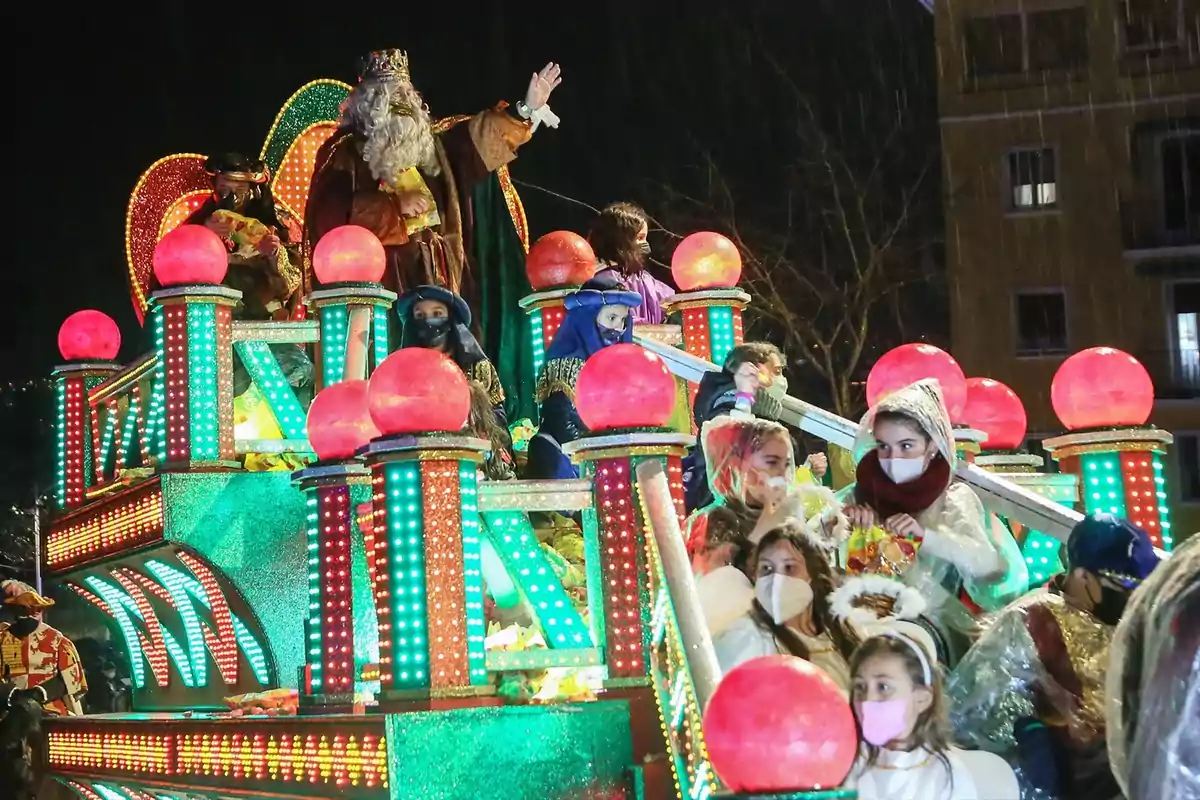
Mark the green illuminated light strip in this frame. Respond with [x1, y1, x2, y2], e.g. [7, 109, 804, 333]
[386, 462, 429, 689]
[234, 340, 307, 439]
[320, 305, 349, 386]
[96, 406, 118, 482]
[305, 494, 322, 691]
[187, 303, 220, 460]
[530, 310, 546, 400]
[1080, 452, 1127, 517]
[117, 397, 140, 470]
[82, 577, 148, 687]
[458, 463, 488, 685]
[144, 561, 209, 686]
[1153, 455, 1173, 549]
[372, 306, 390, 372]
[145, 311, 168, 464]
[707, 306, 736, 368]
[55, 379, 67, 506]
[481, 510, 591, 648]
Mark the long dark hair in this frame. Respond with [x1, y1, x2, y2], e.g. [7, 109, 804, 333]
[588, 202, 648, 273]
[749, 527, 858, 661]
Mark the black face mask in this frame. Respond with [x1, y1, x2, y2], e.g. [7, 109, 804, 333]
[637, 241, 651, 256]
[598, 325, 624, 346]
[413, 317, 450, 347]
[1093, 585, 1130, 626]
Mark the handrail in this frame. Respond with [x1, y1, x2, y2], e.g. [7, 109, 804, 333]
[89, 352, 158, 405]
[232, 319, 321, 343]
[634, 335, 1084, 541]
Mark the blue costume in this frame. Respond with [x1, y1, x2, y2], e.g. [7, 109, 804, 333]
[525, 276, 641, 480]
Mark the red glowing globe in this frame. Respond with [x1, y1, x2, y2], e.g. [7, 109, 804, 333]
[670, 231, 742, 291]
[58, 310, 121, 361]
[962, 377, 1027, 450]
[704, 655, 857, 792]
[867, 343, 968, 421]
[153, 224, 229, 286]
[574, 344, 677, 431]
[367, 348, 471, 436]
[526, 231, 597, 290]
[306, 380, 380, 461]
[312, 225, 386, 284]
[1051, 347, 1154, 430]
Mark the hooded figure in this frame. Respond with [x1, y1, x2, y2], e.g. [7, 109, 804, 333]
[397, 285, 507, 429]
[846, 379, 1027, 664]
[947, 514, 1162, 800]
[525, 274, 641, 480]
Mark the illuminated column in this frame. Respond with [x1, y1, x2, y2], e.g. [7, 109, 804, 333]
[150, 287, 240, 469]
[519, 287, 572, 409]
[309, 225, 394, 387]
[953, 427, 986, 464]
[293, 464, 371, 709]
[363, 434, 490, 706]
[1045, 347, 1173, 550]
[662, 290, 750, 369]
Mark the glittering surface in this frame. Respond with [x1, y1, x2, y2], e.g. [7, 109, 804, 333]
[350, 483, 382, 689]
[125, 155, 209, 321]
[592, 457, 649, 680]
[163, 472, 311, 689]
[384, 703, 633, 800]
[260, 80, 350, 172]
[419, 460, 469, 690]
[273, 123, 339, 219]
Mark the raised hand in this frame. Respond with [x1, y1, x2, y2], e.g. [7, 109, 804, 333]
[205, 216, 233, 238]
[398, 191, 432, 217]
[524, 62, 563, 110]
[845, 504, 878, 530]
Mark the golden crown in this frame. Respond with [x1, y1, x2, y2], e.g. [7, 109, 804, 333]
[358, 49, 411, 82]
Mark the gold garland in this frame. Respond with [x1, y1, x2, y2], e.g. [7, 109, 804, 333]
[535, 358, 585, 403]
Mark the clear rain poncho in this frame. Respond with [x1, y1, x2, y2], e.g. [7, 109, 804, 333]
[1106, 534, 1199, 800]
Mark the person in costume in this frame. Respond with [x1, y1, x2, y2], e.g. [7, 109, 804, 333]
[306, 49, 560, 300]
[525, 275, 642, 480]
[466, 382, 517, 482]
[847, 626, 1019, 800]
[1106, 533, 1198, 800]
[947, 514, 1162, 800]
[0, 581, 87, 717]
[683, 341, 828, 513]
[704, 523, 857, 690]
[842, 379, 1026, 665]
[589, 202, 676, 325]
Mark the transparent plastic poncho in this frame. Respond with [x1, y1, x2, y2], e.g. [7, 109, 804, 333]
[1106, 535, 1199, 800]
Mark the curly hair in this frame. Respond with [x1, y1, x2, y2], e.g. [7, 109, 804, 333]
[588, 202, 649, 273]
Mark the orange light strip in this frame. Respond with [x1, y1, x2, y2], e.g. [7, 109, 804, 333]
[419, 460, 469, 690]
[46, 481, 165, 571]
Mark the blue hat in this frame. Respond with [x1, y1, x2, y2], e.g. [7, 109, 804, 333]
[396, 285, 472, 326]
[563, 274, 642, 311]
[1066, 513, 1161, 588]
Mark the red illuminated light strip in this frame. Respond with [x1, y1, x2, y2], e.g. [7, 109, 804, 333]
[317, 485, 355, 693]
[730, 307, 745, 345]
[64, 377, 88, 508]
[111, 570, 173, 687]
[681, 308, 712, 362]
[163, 304, 192, 464]
[215, 305, 237, 461]
[594, 457, 647, 679]
[46, 482, 166, 572]
[541, 304, 566, 351]
[178, 551, 240, 685]
[419, 461, 469, 691]
[1120, 454, 1162, 547]
[369, 468, 394, 689]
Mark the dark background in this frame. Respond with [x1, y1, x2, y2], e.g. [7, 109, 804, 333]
[0, 0, 939, 574]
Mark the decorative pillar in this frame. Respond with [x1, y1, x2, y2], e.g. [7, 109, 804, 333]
[363, 434, 491, 706]
[293, 463, 371, 709]
[1042, 430, 1174, 550]
[662, 289, 751, 428]
[150, 286, 241, 470]
[53, 363, 119, 510]
[953, 427, 986, 464]
[519, 287, 573, 413]
[309, 284, 396, 387]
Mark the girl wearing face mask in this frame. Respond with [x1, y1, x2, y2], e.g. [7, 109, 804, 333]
[526, 275, 642, 480]
[710, 524, 857, 691]
[589, 202, 676, 325]
[842, 380, 1026, 664]
[849, 631, 1019, 800]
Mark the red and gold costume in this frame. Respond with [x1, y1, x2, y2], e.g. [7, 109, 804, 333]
[0, 583, 86, 717]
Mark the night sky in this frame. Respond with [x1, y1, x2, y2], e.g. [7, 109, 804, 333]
[1, 0, 934, 516]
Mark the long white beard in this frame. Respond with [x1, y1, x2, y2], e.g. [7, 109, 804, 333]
[343, 79, 441, 187]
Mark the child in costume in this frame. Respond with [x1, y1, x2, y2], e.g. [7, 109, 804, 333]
[526, 275, 642, 480]
[589, 202, 676, 325]
[842, 379, 1026, 665]
[947, 514, 1162, 800]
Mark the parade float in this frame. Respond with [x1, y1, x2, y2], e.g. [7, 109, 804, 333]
[29, 77, 1162, 800]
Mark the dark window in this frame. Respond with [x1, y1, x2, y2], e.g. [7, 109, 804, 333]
[1161, 133, 1200, 234]
[1123, 0, 1183, 51]
[1178, 434, 1200, 502]
[1027, 8, 1090, 70]
[1014, 292, 1069, 355]
[1009, 149, 1058, 210]
[964, 15, 1025, 77]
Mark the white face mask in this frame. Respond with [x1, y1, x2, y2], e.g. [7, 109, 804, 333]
[755, 573, 814, 624]
[880, 456, 929, 484]
[765, 375, 790, 400]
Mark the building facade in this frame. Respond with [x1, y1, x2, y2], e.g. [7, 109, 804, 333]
[935, 0, 1199, 535]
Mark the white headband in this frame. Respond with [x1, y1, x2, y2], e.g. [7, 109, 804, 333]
[882, 629, 934, 686]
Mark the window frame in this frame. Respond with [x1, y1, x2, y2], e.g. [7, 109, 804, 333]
[1012, 287, 1071, 358]
[961, 1, 1090, 80]
[1120, 0, 1187, 54]
[1006, 146, 1061, 214]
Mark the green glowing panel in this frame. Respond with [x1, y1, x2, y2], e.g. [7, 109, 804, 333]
[350, 482, 381, 691]
[481, 511, 591, 649]
[1080, 453, 1126, 517]
[233, 340, 307, 439]
[260, 80, 350, 172]
[1153, 455, 1173, 550]
[187, 303, 220, 460]
[320, 305, 349, 386]
[530, 309, 546, 417]
[54, 379, 67, 506]
[163, 472, 310, 688]
[372, 306, 390, 371]
[305, 493, 322, 691]
[384, 462, 429, 689]
[146, 310, 168, 463]
[708, 305, 737, 367]
[385, 703, 634, 800]
[457, 464, 488, 685]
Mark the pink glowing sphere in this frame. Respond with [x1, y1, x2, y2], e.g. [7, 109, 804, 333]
[58, 310, 121, 361]
[152, 224, 229, 286]
[1051, 347, 1154, 430]
[312, 225, 387, 284]
[670, 231, 742, 291]
[962, 377, 1028, 450]
[526, 231, 597, 290]
[574, 344, 677, 431]
[367, 348, 471, 436]
[704, 655, 857, 792]
[867, 343, 968, 421]
[306, 380, 380, 461]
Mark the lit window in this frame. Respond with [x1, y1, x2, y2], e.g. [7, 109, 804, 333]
[1009, 149, 1058, 210]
